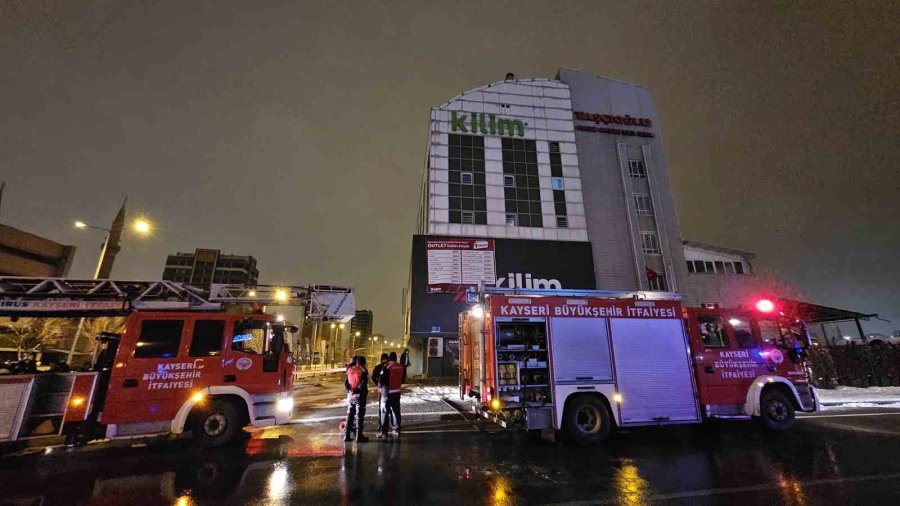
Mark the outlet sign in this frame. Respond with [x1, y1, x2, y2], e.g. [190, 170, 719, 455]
[451, 111, 525, 137]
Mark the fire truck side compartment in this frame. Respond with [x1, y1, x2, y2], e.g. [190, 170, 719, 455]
[610, 318, 700, 425]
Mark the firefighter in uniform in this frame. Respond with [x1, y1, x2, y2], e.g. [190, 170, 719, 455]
[379, 351, 404, 437]
[344, 356, 370, 442]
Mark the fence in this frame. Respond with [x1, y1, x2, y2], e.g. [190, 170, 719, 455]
[806, 344, 900, 389]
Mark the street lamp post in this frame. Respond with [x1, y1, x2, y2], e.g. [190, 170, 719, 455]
[339, 323, 346, 363]
[330, 323, 336, 367]
[67, 200, 153, 364]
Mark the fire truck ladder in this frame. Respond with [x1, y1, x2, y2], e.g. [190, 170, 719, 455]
[0, 277, 355, 321]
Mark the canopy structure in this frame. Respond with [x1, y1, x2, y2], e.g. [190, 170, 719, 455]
[781, 299, 878, 325]
[778, 299, 880, 343]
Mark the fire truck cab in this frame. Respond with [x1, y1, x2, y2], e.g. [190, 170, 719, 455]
[459, 289, 818, 444]
[101, 311, 296, 446]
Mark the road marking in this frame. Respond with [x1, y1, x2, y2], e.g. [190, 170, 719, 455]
[291, 410, 460, 424]
[800, 411, 900, 419]
[537, 472, 900, 505]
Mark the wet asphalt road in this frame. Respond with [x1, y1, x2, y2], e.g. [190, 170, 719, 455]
[3, 379, 900, 505]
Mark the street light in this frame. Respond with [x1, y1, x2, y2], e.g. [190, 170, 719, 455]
[69, 202, 154, 364]
[132, 218, 152, 235]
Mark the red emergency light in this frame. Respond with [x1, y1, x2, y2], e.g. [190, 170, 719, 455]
[755, 299, 776, 313]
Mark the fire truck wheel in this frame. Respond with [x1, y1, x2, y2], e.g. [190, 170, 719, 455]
[564, 396, 612, 445]
[758, 390, 796, 431]
[193, 400, 240, 447]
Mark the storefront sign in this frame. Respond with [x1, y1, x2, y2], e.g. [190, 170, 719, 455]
[426, 238, 496, 293]
[409, 235, 596, 336]
[451, 111, 525, 137]
[573, 110, 655, 138]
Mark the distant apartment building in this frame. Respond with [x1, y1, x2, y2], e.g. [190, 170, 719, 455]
[161, 248, 259, 287]
[350, 309, 374, 338]
[0, 223, 76, 277]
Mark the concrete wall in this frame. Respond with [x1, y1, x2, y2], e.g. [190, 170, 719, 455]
[0, 223, 75, 276]
[558, 68, 688, 293]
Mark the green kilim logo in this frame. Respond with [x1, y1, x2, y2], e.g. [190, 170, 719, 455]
[451, 111, 525, 137]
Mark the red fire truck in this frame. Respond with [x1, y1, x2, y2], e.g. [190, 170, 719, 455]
[459, 288, 818, 444]
[0, 277, 354, 447]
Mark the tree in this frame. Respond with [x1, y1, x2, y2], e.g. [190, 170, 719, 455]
[0, 317, 75, 360]
[78, 317, 127, 355]
[80, 316, 127, 337]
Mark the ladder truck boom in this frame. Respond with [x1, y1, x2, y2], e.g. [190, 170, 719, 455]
[0, 277, 356, 320]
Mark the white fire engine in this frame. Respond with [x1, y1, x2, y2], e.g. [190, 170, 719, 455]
[459, 288, 819, 444]
[0, 277, 354, 447]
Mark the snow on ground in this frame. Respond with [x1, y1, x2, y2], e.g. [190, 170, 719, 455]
[319, 385, 458, 408]
[817, 386, 900, 409]
[822, 402, 900, 410]
[405, 385, 458, 402]
[817, 386, 900, 403]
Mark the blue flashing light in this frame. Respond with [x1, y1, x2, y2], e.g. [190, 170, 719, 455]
[232, 333, 253, 343]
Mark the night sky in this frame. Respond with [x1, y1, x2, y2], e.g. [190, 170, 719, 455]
[2, 1, 898, 338]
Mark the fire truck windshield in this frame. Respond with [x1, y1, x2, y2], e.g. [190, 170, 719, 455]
[759, 318, 806, 351]
[232, 319, 290, 356]
[758, 319, 783, 345]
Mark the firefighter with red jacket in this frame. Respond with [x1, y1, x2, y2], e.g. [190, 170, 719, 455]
[378, 351, 404, 438]
[344, 356, 369, 443]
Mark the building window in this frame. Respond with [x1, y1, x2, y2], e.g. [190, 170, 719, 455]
[502, 138, 542, 228]
[634, 194, 653, 216]
[134, 320, 184, 358]
[647, 275, 667, 291]
[629, 160, 647, 178]
[505, 213, 518, 226]
[640, 232, 660, 254]
[504, 175, 515, 188]
[687, 260, 746, 275]
[699, 302, 721, 309]
[461, 211, 475, 224]
[448, 134, 487, 225]
[549, 141, 567, 228]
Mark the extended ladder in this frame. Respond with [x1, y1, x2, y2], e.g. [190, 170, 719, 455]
[0, 276, 355, 321]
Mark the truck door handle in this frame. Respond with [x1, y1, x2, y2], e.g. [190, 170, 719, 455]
[224, 374, 236, 383]
[123, 379, 138, 388]
[704, 366, 715, 374]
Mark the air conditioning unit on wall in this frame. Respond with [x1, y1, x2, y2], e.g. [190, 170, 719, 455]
[428, 337, 444, 358]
